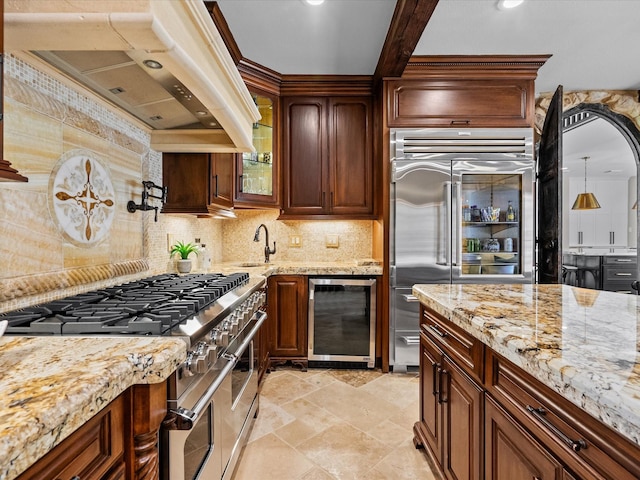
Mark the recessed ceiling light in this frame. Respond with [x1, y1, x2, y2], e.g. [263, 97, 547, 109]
[497, 0, 524, 10]
[304, 0, 325, 5]
[143, 59, 163, 69]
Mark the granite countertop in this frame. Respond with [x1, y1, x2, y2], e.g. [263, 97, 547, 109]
[208, 260, 383, 276]
[0, 336, 187, 480]
[412, 283, 640, 446]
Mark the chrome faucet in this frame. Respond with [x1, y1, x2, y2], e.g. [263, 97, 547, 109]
[253, 224, 276, 263]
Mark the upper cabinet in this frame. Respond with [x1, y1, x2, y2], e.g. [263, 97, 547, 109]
[162, 152, 234, 216]
[281, 95, 374, 218]
[235, 91, 280, 208]
[386, 55, 549, 129]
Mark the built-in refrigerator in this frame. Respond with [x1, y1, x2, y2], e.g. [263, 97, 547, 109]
[389, 128, 535, 372]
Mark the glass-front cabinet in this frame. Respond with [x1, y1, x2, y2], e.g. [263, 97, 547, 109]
[235, 91, 279, 207]
[459, 172, 525, 277]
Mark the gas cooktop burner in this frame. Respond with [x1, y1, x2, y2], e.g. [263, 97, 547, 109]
[1, 272, 251, 336]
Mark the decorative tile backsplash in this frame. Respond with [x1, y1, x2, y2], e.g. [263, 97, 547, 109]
[0, 54, 375, 312]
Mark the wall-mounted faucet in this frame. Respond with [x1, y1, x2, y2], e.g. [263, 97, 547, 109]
[253, 224, 276, 263]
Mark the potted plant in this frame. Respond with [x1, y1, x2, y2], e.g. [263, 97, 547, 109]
[170, 241, 199, 273]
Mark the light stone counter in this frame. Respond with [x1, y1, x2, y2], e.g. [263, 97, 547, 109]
[208, 260, 383, 277]
[412, 283, 640, 446]
[0, 336, 187, 480]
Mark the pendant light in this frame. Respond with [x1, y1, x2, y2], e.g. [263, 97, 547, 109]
[572, 156, 601, 210]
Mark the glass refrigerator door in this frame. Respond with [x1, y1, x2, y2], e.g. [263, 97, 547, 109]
[452, 161, 533, 282]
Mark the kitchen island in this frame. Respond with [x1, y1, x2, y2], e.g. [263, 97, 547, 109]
[0, 336, 187, 480]
[412, 283, 640, 479]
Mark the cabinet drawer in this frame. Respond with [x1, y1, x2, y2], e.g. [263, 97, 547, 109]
[602, 256, 637, 266]
[486, 349, 640, 480]
[18, 394, 125, 480]
[421, 306, 484, 383]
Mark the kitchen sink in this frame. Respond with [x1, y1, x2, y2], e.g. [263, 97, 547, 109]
[235, 262, 266, 267]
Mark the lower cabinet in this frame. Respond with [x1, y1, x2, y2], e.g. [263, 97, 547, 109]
[18, 383, 168, 480]
[18, 394, 126, 480]
[485, 395, 566, 480]
[416, 326, 483, 480]
[267, 275, 308, 370]
[416, 304, 640, 480]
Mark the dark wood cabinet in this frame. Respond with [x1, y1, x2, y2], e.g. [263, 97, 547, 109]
[281, 96, 373, 218]
[486, 349, 640, 480]
[267, 275, 308, 369]
[386, 56, 549, 129]
[162, 152, 234, 215]
[17, 394, 126, 480]
[485, 395, 565, 480]
[415, 326, 483, 480]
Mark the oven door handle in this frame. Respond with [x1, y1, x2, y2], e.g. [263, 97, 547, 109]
[234, 310, 267, 359]
[168, 355, 237, 430]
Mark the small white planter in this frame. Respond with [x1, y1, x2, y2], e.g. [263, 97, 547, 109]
[177, 259, 192, 273]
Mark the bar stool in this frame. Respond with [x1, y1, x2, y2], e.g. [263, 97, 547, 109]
[562, 264, 579, 286]
[575, 255, 601, 289]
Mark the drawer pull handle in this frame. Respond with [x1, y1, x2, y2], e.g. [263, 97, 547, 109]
[615, 272, 632, 276]
[429, 324, 448, 338]
[615, 259, 633, 263]
[526, 406, 587, 452]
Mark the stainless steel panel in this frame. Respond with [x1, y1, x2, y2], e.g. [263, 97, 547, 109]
[391, 160, 451, 285]
[389, 288, 420, 370]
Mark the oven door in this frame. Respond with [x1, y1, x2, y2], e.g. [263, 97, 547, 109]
[162, 357, 235, 480]
[220, 310, 265, 479]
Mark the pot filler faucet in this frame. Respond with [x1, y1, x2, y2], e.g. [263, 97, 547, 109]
[253, 224, 276, 263]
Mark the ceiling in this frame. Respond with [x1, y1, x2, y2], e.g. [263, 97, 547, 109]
[216, 0, 640, 94]
[216, 0, 640, 179]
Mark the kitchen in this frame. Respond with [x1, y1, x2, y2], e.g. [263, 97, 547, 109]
[1, 1, 640, 480]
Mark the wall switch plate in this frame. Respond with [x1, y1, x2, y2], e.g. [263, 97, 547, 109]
[325, 234, 339, 248]
[289, 235, 302, 247]
[167, 234, 176, 253]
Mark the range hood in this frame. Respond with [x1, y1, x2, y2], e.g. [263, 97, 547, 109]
[4, 0, 260, 153]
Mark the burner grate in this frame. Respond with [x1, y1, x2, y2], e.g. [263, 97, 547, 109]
[1, 272, 252, 336]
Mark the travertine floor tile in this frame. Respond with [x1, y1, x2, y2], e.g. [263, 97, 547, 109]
[296, 423, 390, 479]
[232, 433, 315, 480]
[232, 368, 437, 480]
[368, 441, 437, 480]
[302, 380, 396, 431]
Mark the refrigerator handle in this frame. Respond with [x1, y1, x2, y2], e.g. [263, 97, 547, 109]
[390, 265, 396, 287]
[452, 181, 461, 268]
[444, 181, 452, 267]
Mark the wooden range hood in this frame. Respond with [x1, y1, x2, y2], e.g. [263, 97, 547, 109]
[3, 0, 260, 153]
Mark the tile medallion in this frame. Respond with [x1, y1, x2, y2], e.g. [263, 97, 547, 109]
[49, 150, 115, 247]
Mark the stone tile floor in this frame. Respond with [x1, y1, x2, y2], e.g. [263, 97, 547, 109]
[231, 368, 438, 480]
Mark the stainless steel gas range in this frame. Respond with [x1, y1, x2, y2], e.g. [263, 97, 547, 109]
[1, 272, 267, 480]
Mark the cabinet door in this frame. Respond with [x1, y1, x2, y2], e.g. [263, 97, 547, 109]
[442, 355, 484, 480]
[267, 275, 308, 357]
[210, 153, 234, 209]
[282, 97, 327, 215]
[485, 396, 564, 480]
[419, 330, 443, 460]
[328, 97, 373, 215]
[236, 90, 280, 207]
[162, 152, 211, 215]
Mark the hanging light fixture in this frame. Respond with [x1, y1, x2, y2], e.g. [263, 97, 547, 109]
[572, 156, 601, 210]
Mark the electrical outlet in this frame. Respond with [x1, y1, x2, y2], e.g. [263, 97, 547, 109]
[289, 235, 302, 247]
[325, 234, 340, 248]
